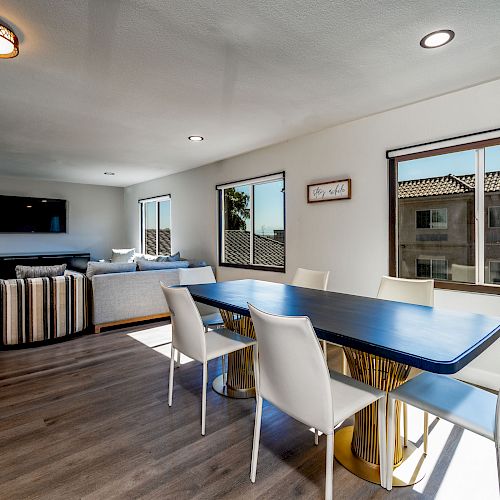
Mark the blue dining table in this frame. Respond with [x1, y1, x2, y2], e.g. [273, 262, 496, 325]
[186, 279, 500, 487]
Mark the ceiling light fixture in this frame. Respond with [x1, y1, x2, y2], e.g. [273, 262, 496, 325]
[0, 23, 19, 59]
[188, 136, 204, 142]
[420, 30, 455, 49]
[104, 172, 115, 176]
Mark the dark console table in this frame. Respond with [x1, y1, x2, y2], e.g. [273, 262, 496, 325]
[0, 252, 91, 278]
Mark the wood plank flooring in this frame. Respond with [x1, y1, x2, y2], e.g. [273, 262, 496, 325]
[0, 322, 498, 499]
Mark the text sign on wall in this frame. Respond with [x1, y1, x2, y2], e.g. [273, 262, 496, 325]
[307, 179, 351, 203]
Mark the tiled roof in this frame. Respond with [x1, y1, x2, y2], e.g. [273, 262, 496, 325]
[398, 171, 500, 199]
[145, 229, 171, 254]
[224, 230, 284, 267]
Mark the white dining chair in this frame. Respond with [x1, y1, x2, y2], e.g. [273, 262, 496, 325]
[161, 284, 256, 435]
[178, 266, 224, 330]
[386, 372, 500, 491]
[248, 304, 388, 498]
[377, 275, 434, 453]
[291, 268, 339, 364]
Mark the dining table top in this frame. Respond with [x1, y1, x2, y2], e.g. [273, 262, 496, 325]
[186, 279, 500, 374]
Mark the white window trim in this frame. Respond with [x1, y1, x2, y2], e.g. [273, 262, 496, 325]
[139, 195, 171, 255]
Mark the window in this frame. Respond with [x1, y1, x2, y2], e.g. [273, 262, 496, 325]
[416, 257, 448, 280]
[416, 208, 447, 229]
[489, 261, 500, 284]
[140, 195, 171, 255]
[217, 172, 285, 271]
[488, 206, 500, 228]
[389, 136, 500, 293]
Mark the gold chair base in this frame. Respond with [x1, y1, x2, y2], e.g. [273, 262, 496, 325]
[212, 374, 256, 399]
[335, 426, 426, 486]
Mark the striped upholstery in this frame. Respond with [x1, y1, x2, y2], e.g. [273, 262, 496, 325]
[0, 272, 89, 345]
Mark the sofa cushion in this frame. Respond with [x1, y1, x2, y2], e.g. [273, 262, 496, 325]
[134, 253, 157, 263]
[111, 248, 135, 263]
[137, 260, 189, 271]
[156, 251, 181, 262]
[15, 264, 67, 279]
[87, 261, 136, 278]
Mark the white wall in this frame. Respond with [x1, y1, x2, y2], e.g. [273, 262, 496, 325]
[125, 78, 500, 388]
[0, 175, 125, 261]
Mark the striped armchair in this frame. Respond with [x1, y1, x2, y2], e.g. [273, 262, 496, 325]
[0, 272, 89, 346]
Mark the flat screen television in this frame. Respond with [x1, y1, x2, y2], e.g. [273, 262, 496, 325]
[0, 195, 67, 233]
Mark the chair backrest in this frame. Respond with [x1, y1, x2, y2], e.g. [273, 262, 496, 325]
[292, 267, 330, 291]
[160, 284, 206, 361]
[248, 304, 334, 434]
[377, 276, 434, 307]
[178, 266, 216, 286]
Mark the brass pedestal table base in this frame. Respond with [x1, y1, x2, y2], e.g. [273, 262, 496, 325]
[212, 309, 256, 399]
[333, 348, 426, 487]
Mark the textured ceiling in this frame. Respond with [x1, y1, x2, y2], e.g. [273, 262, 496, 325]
[1, 0, 500, 187]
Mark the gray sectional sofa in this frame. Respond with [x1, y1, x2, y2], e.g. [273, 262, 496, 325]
[91, 268, 180, 333]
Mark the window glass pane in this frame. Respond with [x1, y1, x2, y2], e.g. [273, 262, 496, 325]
[489, 261, 500, 285]
[431, 208, 447, 229]
[398, 150, 475, 283]
[144, 201, 157, 255]
[416, 210, 430, 229]
[159, 200, 171, 255]
[485, 145, 500, 284]
[253, 180, 285, 267]
[223, 186, 251, 265]
[416, 259, 431, 278]
[432, 259, 448, 280]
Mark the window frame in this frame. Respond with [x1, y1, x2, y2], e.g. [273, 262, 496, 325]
[388, 135, 500, 295]
[139, 194, 171, 255]
[217, 171, 286, 273]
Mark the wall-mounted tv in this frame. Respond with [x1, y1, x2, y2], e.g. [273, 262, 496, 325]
[0, 195, 67, 233]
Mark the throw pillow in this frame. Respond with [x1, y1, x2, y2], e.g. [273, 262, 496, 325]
[137, 260, 189, 271]
[15, 264, 67, 279]
[86, 261, 136, 279]
[111, 248, 135, 263]
[133, 253, 157, 262]
[157, 251, 181, 262]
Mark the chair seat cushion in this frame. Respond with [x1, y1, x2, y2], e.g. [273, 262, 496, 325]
[330, 371, 385, 426]
[390, 372, 496, 441]
[205, 328, 256, 360]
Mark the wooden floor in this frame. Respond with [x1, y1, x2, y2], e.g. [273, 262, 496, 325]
[1, 322, 498, 500]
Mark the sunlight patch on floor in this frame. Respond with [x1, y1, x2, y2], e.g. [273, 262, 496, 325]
[127, 323, 194, 365]
[405, 405, 499, 498]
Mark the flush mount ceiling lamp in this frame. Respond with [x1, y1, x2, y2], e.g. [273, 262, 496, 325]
[0, 22, 19, 58]
[188, 136, 204, 142]
[420, 29, 455, 49]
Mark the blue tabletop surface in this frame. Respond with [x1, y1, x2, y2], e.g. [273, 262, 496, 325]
[186, 279, 500, 374]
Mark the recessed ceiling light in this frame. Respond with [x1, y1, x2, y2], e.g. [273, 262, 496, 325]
[104, 172, 115, 176]
[0, 23, 19, 59]
[420, 30, 455, 49]
[188, 136, 204, 142]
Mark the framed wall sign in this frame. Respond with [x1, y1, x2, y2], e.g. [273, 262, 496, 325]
[307, 178, 351, 203]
